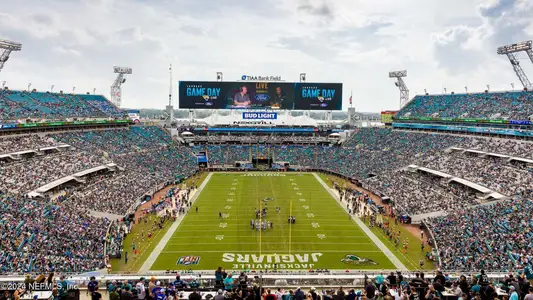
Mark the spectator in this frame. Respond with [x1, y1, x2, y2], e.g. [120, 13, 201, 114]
[365, 280, 377, 300]
[189, 289, 201, 300]
[294, 288, 305, 300]
[91, 286, 102, 300]
[224, 274, 234, 292]
[509, 286, 519, 300]
[137, 279, 146, 300]
[387, 273, 397, 288]
[265, 289, 276, 300]
[524, 287, 533, 300]
[214, 290, 225, 300]
[121, 286, 133, 300]
[88, 277, 98, 296]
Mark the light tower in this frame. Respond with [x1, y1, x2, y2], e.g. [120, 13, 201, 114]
[110, 66, 132, 108]
[525, 42, 533, 64]
[166, 64, 174, 127]
[497, 41, 533, 90]
[389, 70, 409, 108]
[0, 39, 22, 73]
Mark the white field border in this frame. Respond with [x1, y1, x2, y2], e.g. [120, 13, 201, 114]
[143, 172, 406, 273]
[311, 173, 408, 271]
[139, 172, 214, 273]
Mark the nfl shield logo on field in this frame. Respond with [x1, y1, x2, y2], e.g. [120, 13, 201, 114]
[177, 256, 201, 266]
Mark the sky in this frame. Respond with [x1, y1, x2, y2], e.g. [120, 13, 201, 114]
[1, 0, 533, 112]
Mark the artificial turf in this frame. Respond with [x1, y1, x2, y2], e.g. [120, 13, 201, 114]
[150, 172, 396, 271]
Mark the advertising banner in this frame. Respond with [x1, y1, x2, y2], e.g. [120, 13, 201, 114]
[242, 112, 278, 120]
[179, 81, 342, 110]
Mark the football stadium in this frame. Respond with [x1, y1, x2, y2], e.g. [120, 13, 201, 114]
[1, 1, 533, 300]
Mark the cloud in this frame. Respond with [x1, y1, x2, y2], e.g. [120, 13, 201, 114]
[479, 0, 516, 18]
[430, 0, 533, 75]
[297, 0, 333, 18]
[275, 21, 394, 61]
[481, 0, 533, 46]
[0, 0, 532, 112]
[432, 26, 487, 72]
[52, 46, 82, 57]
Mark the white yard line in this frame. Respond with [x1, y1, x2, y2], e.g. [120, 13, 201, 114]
[138, 172, 213, 273]
[168, 235, 369, 239]
[161, 250, 384, 253]
[169, 229, 364, 232]
[165, 242, 374, 245]
[312, 173, 408, 271]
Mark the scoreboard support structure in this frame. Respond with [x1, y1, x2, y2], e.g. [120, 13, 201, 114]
[325, 111, 332, 123]
[189, 109, 197, 120]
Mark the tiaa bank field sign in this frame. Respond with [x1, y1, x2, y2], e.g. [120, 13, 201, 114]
[242, 112, 277, 120]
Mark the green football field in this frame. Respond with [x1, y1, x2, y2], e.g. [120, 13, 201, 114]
[150, 172, 396, 271]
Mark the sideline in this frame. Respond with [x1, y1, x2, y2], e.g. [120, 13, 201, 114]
[139, 172, 213, 272]
[312, 173, 408, 271]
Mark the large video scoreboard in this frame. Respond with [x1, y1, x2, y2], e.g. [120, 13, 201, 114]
[179, 81, 343, 110]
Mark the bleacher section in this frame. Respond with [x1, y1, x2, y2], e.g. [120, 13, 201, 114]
[0, 90, 125, 120]
[398, 91, 533, 120]
[1, 119, 533, 274]
[192, 145, 250, 165]
[427, 198, 533, 271]
[0, 126, 199, 274]
[0, 195, 110, 274]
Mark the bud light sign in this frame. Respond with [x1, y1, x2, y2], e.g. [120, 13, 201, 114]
[242, 112, 277, 120]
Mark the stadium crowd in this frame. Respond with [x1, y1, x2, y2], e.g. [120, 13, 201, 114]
[398, 91, 533, 120]
[48, 127, 198, 214]
[0, 134, 60, 155]
[193, 145, 250, 165]
[1, 150, 109, 194]
[0, 194, 109, 273]
[0, 125, 198, 273]
[464, 138, 533, 160]
[2, 89, 533, 278]
[19, 268, 530, 300]
[419, 151, 533, 197]
[0, 90, 125, 120]
[363, 170, 478, 215]
[427, 198, 533, 272]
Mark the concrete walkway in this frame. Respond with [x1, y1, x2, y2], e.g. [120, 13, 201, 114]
[139, 172, 213, 273]
[312, 173, 408, 271]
